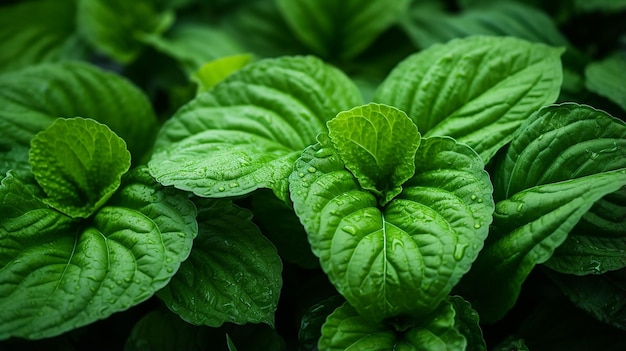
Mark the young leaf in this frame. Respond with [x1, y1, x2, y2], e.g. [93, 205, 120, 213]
[0, 0, 86, 74]
[318, 301, 466, 351]
[157, 199, 283, 328]
[0, 167, 197, 339]
[374, 36, 564, 162]
[192, 54, 253, 93]
[290, 134, 493, 321]
[0, 61, 158, 160]
[149, 55, 362, 202]
[327, 103, 420, 205]
[77, 0, 174, 64]
[276, 0, 410, 60]
[585, 54, 626, 112]
[29, 118, 131, 218]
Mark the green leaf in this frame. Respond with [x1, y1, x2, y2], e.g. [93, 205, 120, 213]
[148, 55, 362, 202]
[585, 54, 626, 112]
[400, 2, 570, 50]
[290, 134, 493, 321]
[0, 144, 31, 178]
[226, 334, 239, 351]
[327, 103, 420, 205]
[192, 54, 253, 93]
[298, 295, 345, 351]
[0, 0, 87, 74]
[157, 199, 282, 327]
[139, 22, 247, 75]
[448, 296, 486, 351]
[29, 118, 131, 218]
[77, 0, 175, 64]
[276, 0, 410, 60]
[318, 301, 466, 351]
[0, 61, 158, 161]
[547, 268, 626, 331]
[374, 35, 563, 162]
[575, 0, 626, 12]
[0, 167, 197, 339]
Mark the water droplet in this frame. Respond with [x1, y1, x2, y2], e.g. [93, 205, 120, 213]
[517, 203, 524, 212]
[315, 148, 333, 158]
[453, 243, 468, 261]
[474, 223, 481, 229]
[218, 186, 225, 192]
[470, 195, 477, 201]
[177, 232, 186, 238]
[166, 257, 173, 263]
[477, 198, 483, 203]
[229, 182, 239, 188]
[124, 277, 132, 283]
[308, 167, 317, 173]
[342, 225, 357, 235]
[296, 190, 302, 195]
[537, 134, 544, 141]
[298, 172, 305, 177]
[590, 152, 599, 160]
[166, 268, 173, 273]
[391, 238, 404, 251]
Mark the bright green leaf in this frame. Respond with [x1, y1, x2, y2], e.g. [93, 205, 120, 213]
[77, 0, 174, 64]
[149, 55, 362, 202]
[0, 61, 158, 160]
[318, 301, 466, 351]
[290, 134, 493, 321]
[585, 54, 626, 112]
[192, 54, 252, 93]
[0, 167, 197, 339]
[327, 103, 420, 205]
[157, 199, 282, 327]
[276, 0, 410, 60]
[374, 35, 564, 162]
[0, 0, 87, 74]
[29, 118, 131, 218]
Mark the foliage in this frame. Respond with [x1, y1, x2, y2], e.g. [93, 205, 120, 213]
[1, 0, 625, 349]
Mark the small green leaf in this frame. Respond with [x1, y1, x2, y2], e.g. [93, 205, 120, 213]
[77, 0, 174, 64]
[157, 199, 282, 327]
[585, 54, 626, 112]
[192, 54, 253, 93]
[318, 301, 466, 351]
[327, 103, 420, 205]
[0, 167, 197, 339]
[149, 55, 362, 202]
[29, 118, 131, 218]
[298, 295, 345, 351]
[276, 0, 410, 60]
[448, 296, 486, 351]
[0, 61, 158, 160]
[374, 36, 563, 162]
[290, 134, 493, 321]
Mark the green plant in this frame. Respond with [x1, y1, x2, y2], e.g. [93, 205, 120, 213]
[1, 0, 625, 350]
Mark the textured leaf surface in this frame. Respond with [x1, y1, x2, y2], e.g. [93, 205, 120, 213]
[0, 62, 158, 160]
[458, 104, 626, 322]
[374, 36, 563, 162]
[29, 118, 131, 218]
[276, 0, 410, 60]
[0, 168, 197, 339]
[290, 134, 493, 321]
[318, 301, 466, 351]
[157, 199, 282, 327]
[77, 0, 174, 63]
[327, 103, 420, 205]
[0, 0, 85, 74]
[149, 56, 362, 202]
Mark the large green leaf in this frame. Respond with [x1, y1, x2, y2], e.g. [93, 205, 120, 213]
[157, 199, 282, 327]
[585, 54, 626, 112]
[0, 61, 158, 161]
[276, 0, 410, 60]
[29, 118, 131, 218]
[290, 132, 493, 321]
[318, 301, 466, 351]
[457, 104, 626, 322]
[374, 36, 563, 162]
[0, 0, 87, 74]
[77, 0, 174, 64]
[0, 167, 197, 339]
[327, 103, 420, 205]
[148, 55, 362, 202]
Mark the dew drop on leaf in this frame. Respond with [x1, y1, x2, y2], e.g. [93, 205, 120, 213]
[308, 167, 317, 173]
[315, 148, 333, 158]
[342, 225, 357, 235]
[474, 223, 481, 229]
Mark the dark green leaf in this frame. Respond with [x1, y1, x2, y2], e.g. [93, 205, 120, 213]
[448, 296, 486, 351]
[157, 199, 282, 327]
[585, 54, 626, 112]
